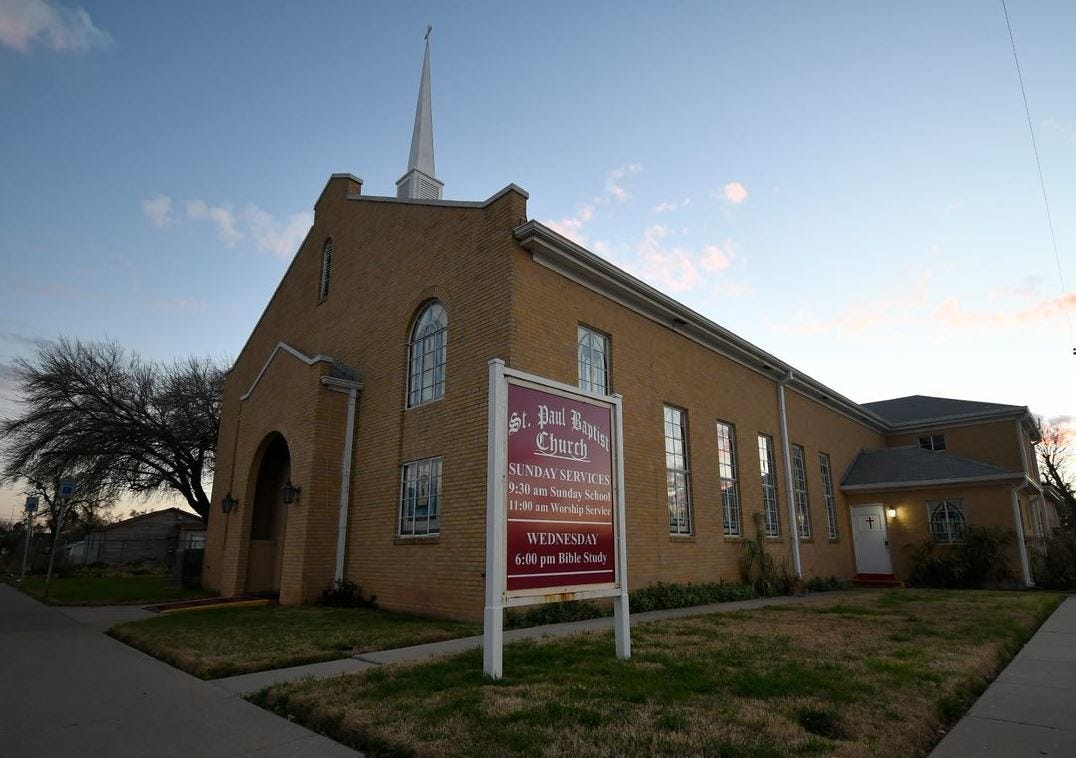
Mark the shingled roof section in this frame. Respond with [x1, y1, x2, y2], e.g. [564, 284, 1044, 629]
[841, 447, 1020, 490]
[861, 395, 1025, 427]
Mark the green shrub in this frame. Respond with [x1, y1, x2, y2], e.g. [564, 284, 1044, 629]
[907, 526, 1014, 589]
[1031, 530, 1076, 589]
[629, 581, 755, 613]
[504, 600, 607, 629]
[805, 576, 846, 593]
[317, 578, 378, 608]
[740, 514, 802, 596]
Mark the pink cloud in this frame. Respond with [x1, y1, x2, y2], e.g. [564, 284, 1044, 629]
[546, 203, 596, 246]
[935, 292, 1076, 329]
[700, 242, 733, 272]
[722, 182, 749, 205]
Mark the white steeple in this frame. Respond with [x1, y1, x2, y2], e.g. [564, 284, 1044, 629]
[396, 27, 443, 200]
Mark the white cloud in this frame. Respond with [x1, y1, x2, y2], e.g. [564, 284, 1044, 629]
[604, 164, 642, 202]
[0, 0, 112, 53]
[243, 205, 313, 259]
[546, 203, 595, 246]
[721, 182, 749, 205]
[630, 225, 701, 293]
[187, 199, 242, 246]
[141, 194, 174, 228]
[652, 198, 690, 214]
[543, 164, 642, 244]
[699, 241, 734, 273]
[1042, 118, 1076, 144]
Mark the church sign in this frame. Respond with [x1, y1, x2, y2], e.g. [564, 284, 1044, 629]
[505, 383, 616, 592]
[484, 360, 630, 679]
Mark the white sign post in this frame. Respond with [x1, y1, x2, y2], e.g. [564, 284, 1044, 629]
[484, 359, 630, 679]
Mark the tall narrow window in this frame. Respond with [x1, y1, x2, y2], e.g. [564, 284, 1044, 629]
[407, 301, 447, 407]
[929, 499, 965, 543]
[716, 421, 741, 536]
[319, 238, 333, 299]
[758, 434, 780, 537]
[577, 326, 609, 394]
[664, 406, 692, 535]
[819, 452, 839, 539]
[399, 457, 442, 536]
[791, 444, 811, 538]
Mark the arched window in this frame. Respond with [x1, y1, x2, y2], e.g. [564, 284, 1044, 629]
[407, 301, 447, 407]
[319, 238, 333, 299]
[929, 499, 966, 543]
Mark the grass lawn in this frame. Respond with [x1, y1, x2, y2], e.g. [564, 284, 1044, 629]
[6, 574, 215, 606]
[110, 605, 481, 679]
[251, 590, 1062, 757]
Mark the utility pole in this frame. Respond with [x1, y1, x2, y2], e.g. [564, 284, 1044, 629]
[43, 480, 76, 598]
[19, 496, 39, 581]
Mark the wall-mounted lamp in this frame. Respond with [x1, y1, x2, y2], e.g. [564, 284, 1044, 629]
[282, 481, 301, 505]
[886, 507, 897, 519]
[221, 493, 238, 514]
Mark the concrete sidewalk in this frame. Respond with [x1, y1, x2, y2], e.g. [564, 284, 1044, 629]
[931, 595, 1076, 757]
[0, 584, 357, 757]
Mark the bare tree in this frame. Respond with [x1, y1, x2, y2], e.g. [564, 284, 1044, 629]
[1039, 420, 1076, 528]
[0, 338, 226, 519]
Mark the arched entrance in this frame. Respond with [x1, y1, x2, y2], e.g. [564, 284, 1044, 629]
[245, 433, 290, 595]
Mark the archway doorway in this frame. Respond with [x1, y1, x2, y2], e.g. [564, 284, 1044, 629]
[245, 433, 290, 595]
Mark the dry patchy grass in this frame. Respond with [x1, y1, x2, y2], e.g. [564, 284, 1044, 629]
[251, 589, 1062, 756]
[109, 605, 479, 679]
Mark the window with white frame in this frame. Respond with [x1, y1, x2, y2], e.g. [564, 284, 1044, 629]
[758, 434, 780, 537]
[664, 406, 692, 535]
[818, 452, 839, 539]
[716, 421, 741, 536]
[577, 326, 609, 394]
[407, 301, 447, 407]
[399, 457, 442, 536]
[319, 238, 333, 299]
[918, 434, 946, 452]
[929, 499, 965, 543]
[791, 444, 811, 538]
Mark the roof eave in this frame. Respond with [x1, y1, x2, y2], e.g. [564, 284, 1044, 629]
[513, 220, 889, 432]
[840, 472, 1024, 492]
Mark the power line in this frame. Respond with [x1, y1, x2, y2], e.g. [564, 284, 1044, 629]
[1000, 0, 1075, 354]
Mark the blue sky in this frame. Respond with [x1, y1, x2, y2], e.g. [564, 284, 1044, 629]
[1, 1, 1074, 519]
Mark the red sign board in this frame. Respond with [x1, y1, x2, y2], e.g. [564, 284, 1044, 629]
[505, 383, 616, 592]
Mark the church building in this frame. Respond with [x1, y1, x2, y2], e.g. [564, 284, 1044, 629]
[202, 38, 1057, 619]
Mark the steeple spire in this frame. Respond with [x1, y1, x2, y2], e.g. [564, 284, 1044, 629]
[396, 26, 443, 200]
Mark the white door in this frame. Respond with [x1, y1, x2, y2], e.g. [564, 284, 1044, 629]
[851, 504, 892, 574]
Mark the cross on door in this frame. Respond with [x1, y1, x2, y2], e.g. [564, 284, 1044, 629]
[865, 516, 875, 528]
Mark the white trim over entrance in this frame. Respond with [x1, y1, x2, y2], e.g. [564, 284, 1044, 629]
[240, 342, 335, 401]
[851, 504, 892, 574]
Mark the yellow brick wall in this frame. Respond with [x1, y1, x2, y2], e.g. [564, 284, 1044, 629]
[205, 178, 527, 617]
[845, 483, 1028, 580]
[887, 420, 1024, 472]
[203, 175, 1039, 620]
[507, 246, 887, 592]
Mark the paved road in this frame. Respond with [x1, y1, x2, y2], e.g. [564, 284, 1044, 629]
[0, 585, 357, 757]
[931, 595, 1076, 757]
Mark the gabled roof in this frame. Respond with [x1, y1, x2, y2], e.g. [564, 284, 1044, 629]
[95, 507, 204, 533]
[841, 447, 1021, 491]
[862, 395, 1027, 428]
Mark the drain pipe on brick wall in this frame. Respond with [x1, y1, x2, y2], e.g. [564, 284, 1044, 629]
[777, 370, 802, 578]
[321, 376, 363, 582]
[1010, 481, 1034, 588]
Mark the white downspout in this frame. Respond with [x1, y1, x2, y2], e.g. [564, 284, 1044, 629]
[777, 371, 802, 578]
[1011, 481, 1033, 588]
[321, 376, 363, 582]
